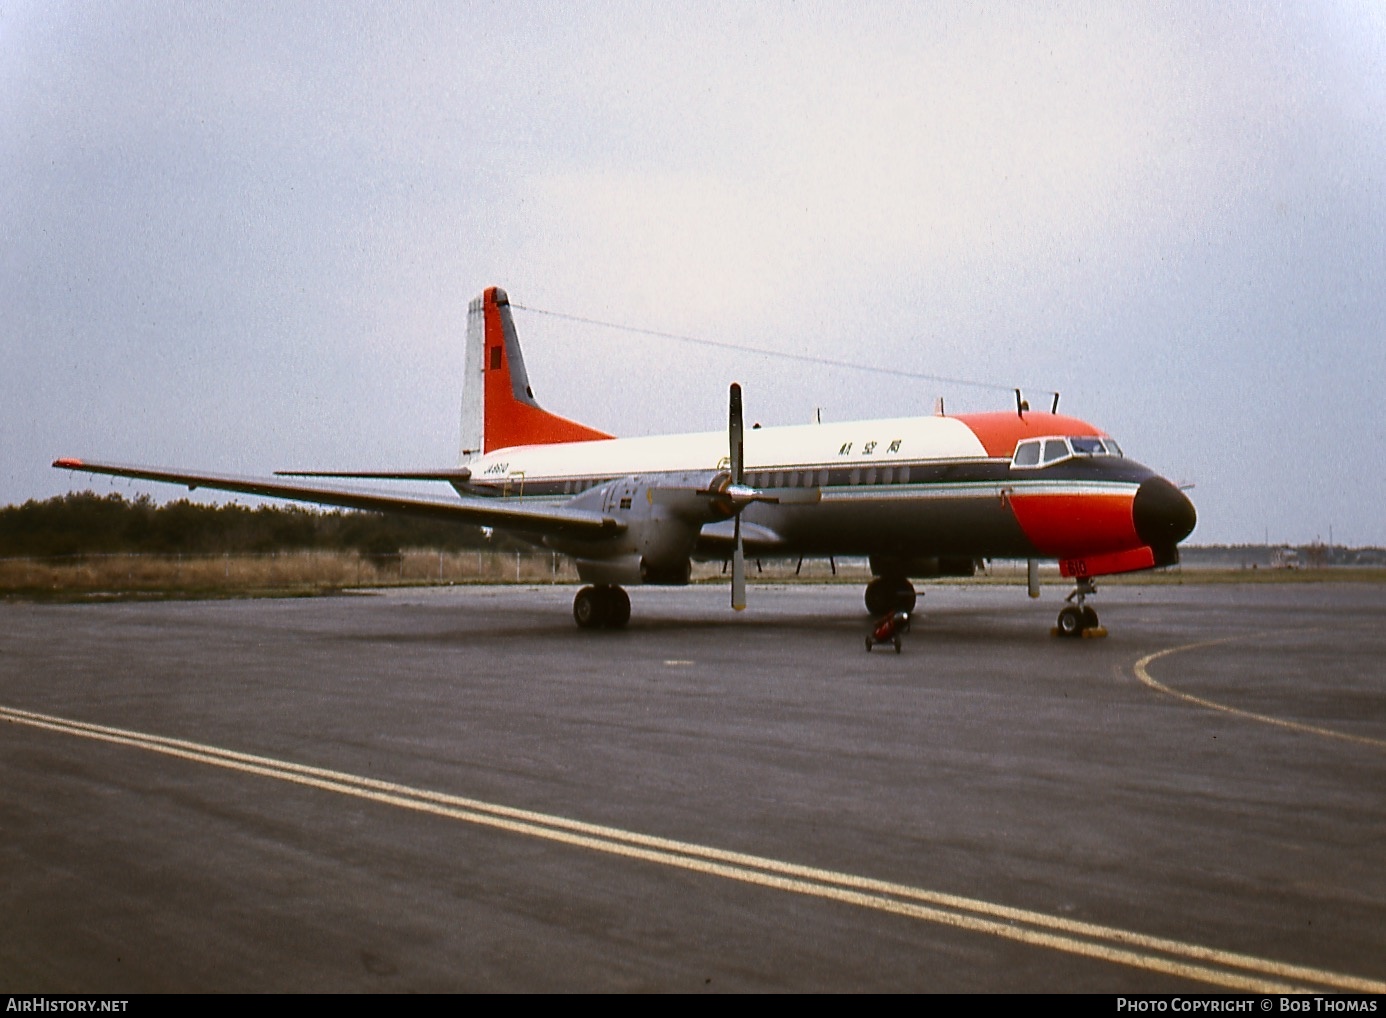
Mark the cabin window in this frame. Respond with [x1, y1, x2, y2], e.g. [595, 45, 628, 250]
[849, 468, 861, 485]
[864, 467, 877, 485]
[882, 467, 894, 484]
[898, 466, 910, 483]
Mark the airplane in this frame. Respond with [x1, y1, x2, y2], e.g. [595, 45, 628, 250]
[54, 286, 1197, 635]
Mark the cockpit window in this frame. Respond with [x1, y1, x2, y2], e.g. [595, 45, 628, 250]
[1070, 436, 1106, 455]
[1011, 435, 1125, 469]
[1013, 441, 1041, 467]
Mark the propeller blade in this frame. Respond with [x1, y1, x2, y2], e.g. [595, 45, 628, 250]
[729, 382, 744, 485]
[730, 382, 746, 610]
[732, 514, 746, 611]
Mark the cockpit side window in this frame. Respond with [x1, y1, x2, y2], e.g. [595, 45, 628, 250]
[1042, 438, 1070, 464]
[1012, 440, 1041, 467]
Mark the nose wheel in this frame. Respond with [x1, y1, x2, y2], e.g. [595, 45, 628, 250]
[573, 585, 631, 629]
[1055, 578, 1105, 638]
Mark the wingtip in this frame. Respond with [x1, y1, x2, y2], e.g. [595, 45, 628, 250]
[53, 457, 83, 469]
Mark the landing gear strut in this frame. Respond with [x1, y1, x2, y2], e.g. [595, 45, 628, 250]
[573, 585, 631, 629]
[1055, 578, 1102, 638]
[864, 576, 917, 616]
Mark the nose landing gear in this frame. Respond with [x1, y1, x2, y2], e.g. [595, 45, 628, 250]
[1054, 577, 1106, 638]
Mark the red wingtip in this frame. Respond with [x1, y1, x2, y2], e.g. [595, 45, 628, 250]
[53, 457, 84, 469]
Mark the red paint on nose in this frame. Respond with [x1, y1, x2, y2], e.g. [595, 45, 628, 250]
[1007, 491, 1141, 558]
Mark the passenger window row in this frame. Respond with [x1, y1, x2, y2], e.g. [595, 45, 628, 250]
[554, 466, 923, 496]
[747, 467, 913, 488]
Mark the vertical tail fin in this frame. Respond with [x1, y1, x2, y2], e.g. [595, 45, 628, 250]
[459, 287, 612, 459]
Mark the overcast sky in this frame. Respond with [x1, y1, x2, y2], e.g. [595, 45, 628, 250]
[5, 1, 1385, 546]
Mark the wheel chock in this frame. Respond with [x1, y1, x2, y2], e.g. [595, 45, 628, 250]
[1050, 626, 1109, 639]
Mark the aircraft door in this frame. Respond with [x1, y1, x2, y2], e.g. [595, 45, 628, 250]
[602, 478, 638, 514]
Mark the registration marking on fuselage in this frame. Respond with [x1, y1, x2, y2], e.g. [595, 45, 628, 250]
[3, 702, 1381, 993]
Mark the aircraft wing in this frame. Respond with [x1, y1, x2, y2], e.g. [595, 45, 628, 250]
[51, 458, 623, 538]
[274, 467, 475, 482]
[695, 518, 788, 557]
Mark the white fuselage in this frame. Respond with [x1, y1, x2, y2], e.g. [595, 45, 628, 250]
[460, 415, 994, 499]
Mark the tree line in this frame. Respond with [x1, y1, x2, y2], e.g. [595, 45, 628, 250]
[0, 492, 509, 557]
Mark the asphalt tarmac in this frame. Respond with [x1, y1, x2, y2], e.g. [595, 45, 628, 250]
[2, 581, 1384, 993]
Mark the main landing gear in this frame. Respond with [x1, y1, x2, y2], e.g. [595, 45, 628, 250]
[864, 576, 917, 617]
[573, 584, 631, 629]
[1055, 577, 1104, 638]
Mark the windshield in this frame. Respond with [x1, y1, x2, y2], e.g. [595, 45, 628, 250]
[1070, 436, 1105, 455]
[1011, 436, 1124, 468]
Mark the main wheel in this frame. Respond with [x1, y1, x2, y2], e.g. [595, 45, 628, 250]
[865, 577, 917, 616]
[573, 586, 608, 629]
[1081, 605, 1099, 630]
[605, 586, 631, 629]
[1056, 605, 1085, 637]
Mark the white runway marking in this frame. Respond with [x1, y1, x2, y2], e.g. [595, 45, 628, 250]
[1133, 633, 1386, 752]
[4, 702, 1382, 993]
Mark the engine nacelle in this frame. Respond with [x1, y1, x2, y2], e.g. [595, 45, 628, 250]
[549, 473, 725, 586]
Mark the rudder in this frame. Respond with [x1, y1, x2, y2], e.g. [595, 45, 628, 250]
[460, 287, 612, 458]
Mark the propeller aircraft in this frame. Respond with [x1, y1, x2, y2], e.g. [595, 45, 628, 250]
[55, 287, 1196, 634]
